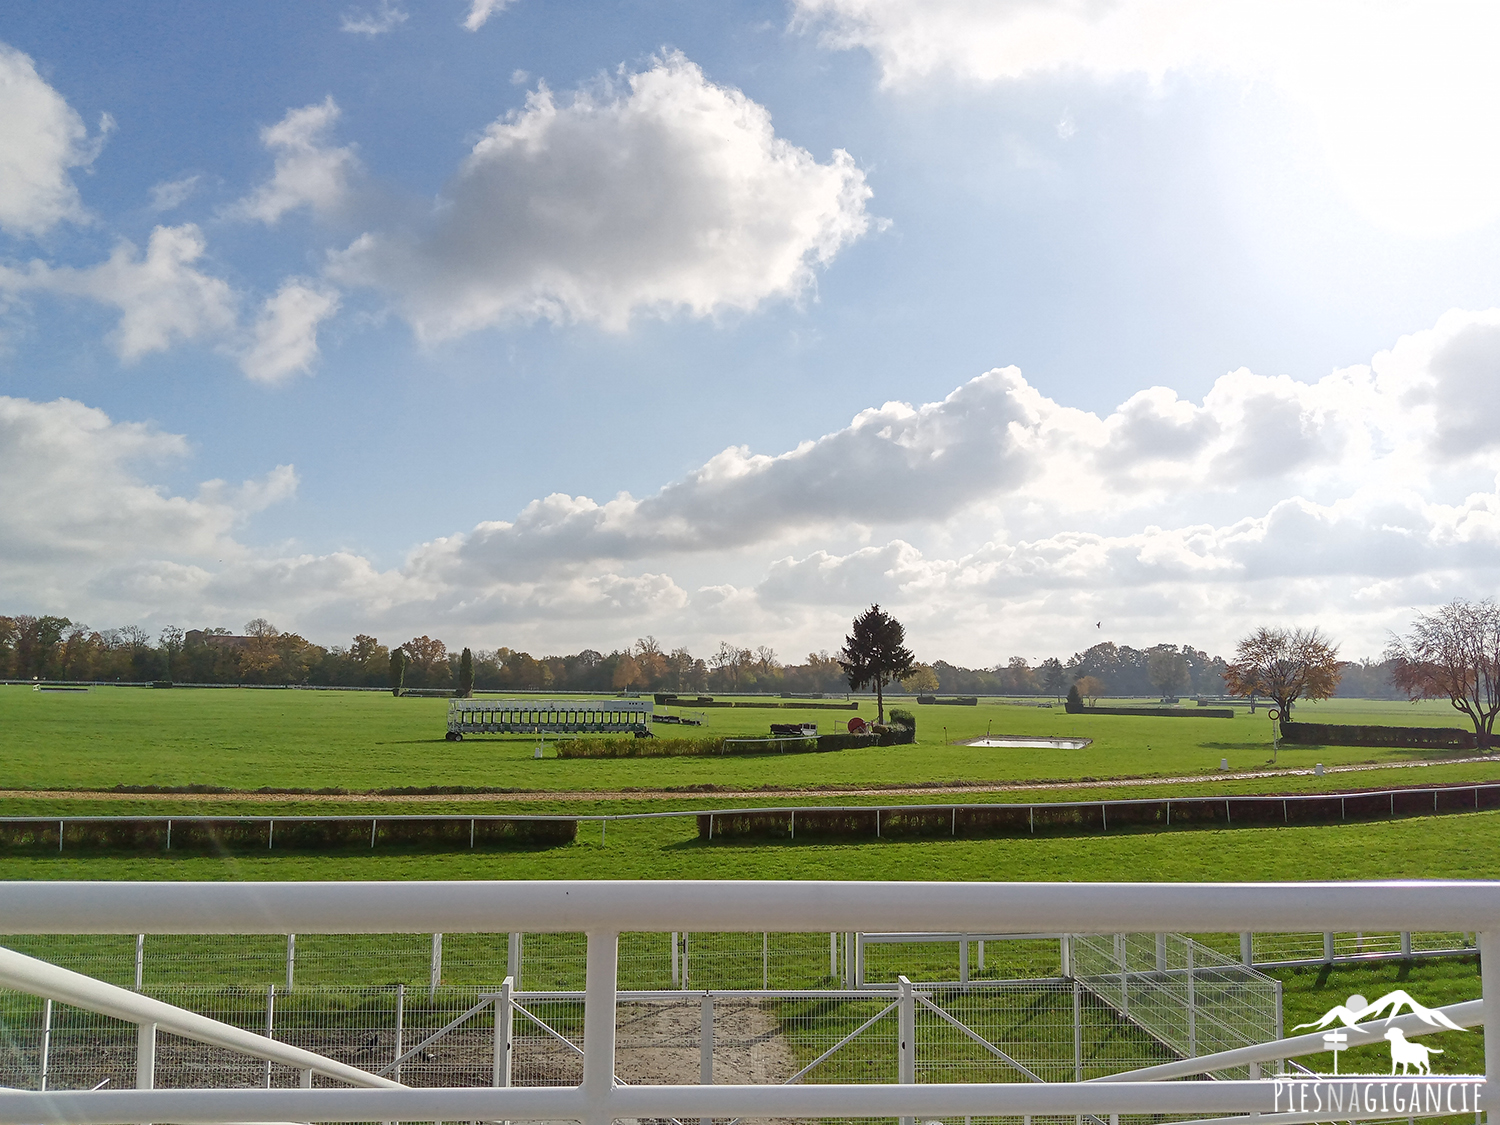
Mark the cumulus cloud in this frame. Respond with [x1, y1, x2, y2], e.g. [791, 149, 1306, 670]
[239, 279, 341, 384]
[0, 41, 106, 237]
[328, 51, 873, 336]
[341, 0, 408, 35]
[794, 0, 1500, 236]
[229, 98, 359, 225]
[0, 396, 296, 607]
[0, 224, 237, 361]
[462, 0, 514, 31]
[9, 308, 1500, 659]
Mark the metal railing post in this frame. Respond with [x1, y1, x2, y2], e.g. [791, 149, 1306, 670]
[960, 935, 969, 986]
[1073, 977, 1082, 1083]
[700, 992, 714, 1125]
[762, 932, 768, 990]
[582, 930, 619, 1125]
[285, 934, 295, 991]
[672, 932, 679, 987]
[1323, 931, 1335, 963]
[829, 932, 837, 979]
[898, 974, 916, 1125]
[1154, 933, 1167, 972]
[430, 933, 442, 998]
[1061, 933, 1072, 977]
[493, 976, 513, 1088]
[136, 1021, 156, 1089]
[1402, 930, 1413, 957]
[857, 932, 865, 987]
[264, 984, 274, 1088]
[38, 998, 51, 1091]
[1240, 932, 1252, 967]
[977, 938, 984, 973]
[134, 934, 145, 990]
[1185, 940, 1197, 1058]
[507, 932, 521, 989]
[394, 983, 404, 1083]
[1480, 930, 1500, 1123]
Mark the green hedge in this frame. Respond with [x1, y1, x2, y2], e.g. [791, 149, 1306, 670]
[1064, 703, 1234, 718]
[555, 734, 858, 758]
[1280, 721, 1477, 750]
[0, 817, 576, 854]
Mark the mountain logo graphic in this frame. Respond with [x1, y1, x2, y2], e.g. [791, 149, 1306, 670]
[1293, 990, 1464, 1075]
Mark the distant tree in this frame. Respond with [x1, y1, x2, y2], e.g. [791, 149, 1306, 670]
[158, 626, 184, 681]
[1224, 627, 1341, 718]
[457, 647, 474, 698]
[1075, 676, 1106, 707]
[244, 617, 277, 638]
[612, 653, 642, 691]
[902, 663, 940, 693]
[1066, 683, 1083, 710]
[1147, 647, 1189, 699]
[401, 635, 450, 688]
[1040, 657, 1067, 700]
[1388, 599, 1500, 751]
[837, 604, 916, 723]
[389, 648, 407, 696]
[13, 615, 71, 679]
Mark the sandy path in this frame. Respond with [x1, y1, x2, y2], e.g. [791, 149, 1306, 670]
[0, 755, 1492, 805]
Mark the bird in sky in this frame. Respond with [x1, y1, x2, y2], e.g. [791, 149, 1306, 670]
[1096, 621, 1102, 629]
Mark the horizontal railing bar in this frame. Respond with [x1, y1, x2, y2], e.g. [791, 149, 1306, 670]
[0, 780, 1494, 827]
[3, 880, 1498, 933]
[0, 1077, 1392, 1123]
[0, 946, 401, 1089]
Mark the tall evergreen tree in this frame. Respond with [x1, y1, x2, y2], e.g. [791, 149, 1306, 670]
[389, 648, 407, 696]
[457, 647, 474, 698]
[837, 604, 915, 724]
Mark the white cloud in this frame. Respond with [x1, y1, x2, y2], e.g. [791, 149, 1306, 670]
[794, 0, 1500, 237]
[229, 98, 359, 225]
[328, 51, 874, 336]
[341, 0, 408, 35]
[148, 175, 200, 213]
[9, 308, 1500, 660]
[0, 41, 105, 237]
[239, 280, 341, 384]
[0, 396, 296, 608]
[0, 224, 237, 361]
[463, 0, 514, 31]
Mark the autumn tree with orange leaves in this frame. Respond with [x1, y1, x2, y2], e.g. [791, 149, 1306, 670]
[1224, 626, 1341, 718]
[1388, 599, 1500, 752]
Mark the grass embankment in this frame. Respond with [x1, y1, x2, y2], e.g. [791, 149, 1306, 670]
[0, 686, 1488, 793]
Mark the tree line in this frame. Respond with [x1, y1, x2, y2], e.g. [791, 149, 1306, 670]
[0, 609, 1410, 699]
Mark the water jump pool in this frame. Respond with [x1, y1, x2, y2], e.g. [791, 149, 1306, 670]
[964, 736, 1092, 750]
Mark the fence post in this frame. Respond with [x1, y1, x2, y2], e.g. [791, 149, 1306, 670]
[897, 975, 915, 1125]
[762, 932, 768, 990]
[135, 934, 145, 990]
[829, 932, 838, 980]
[430, 933, 443, 998]
[1061, 934, 1072, 978]
[699, 993, 714, 1125]
[1072, 978, 1082, 1083]
[977, 939, 984, 973]
[856, 933, 865, 987]
[1402, 931, 1413, 957]
[394, 983, 405, 1083]
[508, 932, 522, 989]
[136, 1022, 156, 1089]
[582, 930, 619, 1125]
[671, 932, 680, 986]
[264, 984, 275, 1088]
[683, 932, 689, 988]
[1154, 933, 1167, 973]
[493, 976, 513, 1088]
[1481, 931, 1500, 1117]
[1116, 934, 1128, 1016]
[1273, 978, 1284, 1075]
[38, 998, 51, 1091]
[285, 934, 296, 991]
[1240, 932, 1252, 966]
[1185, 939, 1197, 1058]
[844, 932, 854, 988]
[960, 935, 969, 986]
[1323, 932, 1335, 963]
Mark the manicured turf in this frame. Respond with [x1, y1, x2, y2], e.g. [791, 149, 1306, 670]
[0, 685, 1487, 793]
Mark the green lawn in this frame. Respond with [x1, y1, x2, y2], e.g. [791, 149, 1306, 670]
[0, 685, 1486, 793]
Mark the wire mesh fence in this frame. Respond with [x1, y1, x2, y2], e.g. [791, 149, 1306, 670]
[1070, 933, 1280, 1079]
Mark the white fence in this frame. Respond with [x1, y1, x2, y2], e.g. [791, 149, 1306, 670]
[0, 880, 1493, 1125]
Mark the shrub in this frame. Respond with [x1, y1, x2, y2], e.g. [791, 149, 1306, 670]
[555, 735, 849, 758]
[1280, 721, 1476, 750]
[888, 707, 916, 741]
[1065, 684, 1083, 711]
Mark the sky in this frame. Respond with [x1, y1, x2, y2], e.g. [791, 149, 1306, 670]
[3, 0, 1500, 666]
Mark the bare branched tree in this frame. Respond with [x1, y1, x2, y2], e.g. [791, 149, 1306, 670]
[1387, 599, 1500, 751]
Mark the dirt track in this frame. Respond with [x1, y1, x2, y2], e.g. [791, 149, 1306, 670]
[0, 755, 1491, 805]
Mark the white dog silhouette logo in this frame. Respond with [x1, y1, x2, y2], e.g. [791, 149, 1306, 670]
[1294, 990, 1464, 1075]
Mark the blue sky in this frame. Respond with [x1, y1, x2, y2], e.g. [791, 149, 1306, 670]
[4, 0, 1500, 664]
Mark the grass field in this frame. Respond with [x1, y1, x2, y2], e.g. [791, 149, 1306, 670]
[0, 685, 1487, 793]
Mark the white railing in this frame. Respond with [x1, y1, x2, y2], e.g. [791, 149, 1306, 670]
[0, 879, 1494, 1124]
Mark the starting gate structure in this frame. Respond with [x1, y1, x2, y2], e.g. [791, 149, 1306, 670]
[445, 698, 653, 740]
